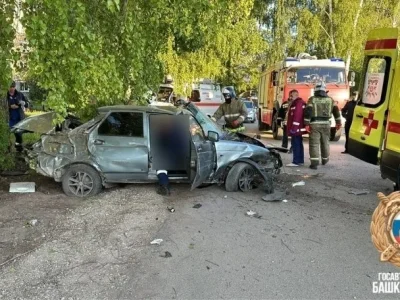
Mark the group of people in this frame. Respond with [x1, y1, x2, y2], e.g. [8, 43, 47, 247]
[278, 82, 347, 170]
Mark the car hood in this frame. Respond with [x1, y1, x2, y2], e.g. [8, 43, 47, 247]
[11, 112, 57, 134]
[11, 112, 83, 134]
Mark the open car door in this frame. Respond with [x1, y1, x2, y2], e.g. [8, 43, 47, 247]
[190, 118, 217, 190]
[348, 28, 398, 165]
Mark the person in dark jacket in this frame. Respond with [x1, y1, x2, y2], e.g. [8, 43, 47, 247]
[341, 91, 358, 154]
[277, 92, 293, 150]
[6, 81, 28, 151]
[286, 90, 306, 167]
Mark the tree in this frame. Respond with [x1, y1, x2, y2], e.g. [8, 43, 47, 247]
[0, 0, 16, 170]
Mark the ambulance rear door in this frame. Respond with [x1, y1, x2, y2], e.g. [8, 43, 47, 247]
[348, 28, 398, 165]
[380, 56, 400, 183]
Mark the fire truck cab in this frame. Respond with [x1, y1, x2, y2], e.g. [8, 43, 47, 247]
[258, 54, 354, 141]
[348, 28, 400, 189]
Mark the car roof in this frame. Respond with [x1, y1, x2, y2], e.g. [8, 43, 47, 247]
[97, 105, 176, 114]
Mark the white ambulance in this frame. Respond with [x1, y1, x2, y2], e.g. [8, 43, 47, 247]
[190, 79, 224, 117]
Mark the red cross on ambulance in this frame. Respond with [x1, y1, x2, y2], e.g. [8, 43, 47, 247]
[363, 111, 379, 136]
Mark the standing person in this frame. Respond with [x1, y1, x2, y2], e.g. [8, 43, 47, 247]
[286, 90, 306, 167]
[6, 81, 28, 152]
[212, 88, 248, 132]
[277, 92, 293, 150]
[304, 82, 341, 170]
[341, 91, 358, 154]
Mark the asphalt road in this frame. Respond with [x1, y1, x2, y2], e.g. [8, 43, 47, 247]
[111, 123, 399, 300]
[1, 123, 399, 300]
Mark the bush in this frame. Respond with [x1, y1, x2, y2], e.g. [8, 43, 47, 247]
[0, 110, 15, 170]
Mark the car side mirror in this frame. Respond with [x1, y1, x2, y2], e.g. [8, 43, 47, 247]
[208, 131, 219, 142]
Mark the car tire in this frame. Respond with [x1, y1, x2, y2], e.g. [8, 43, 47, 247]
[225, 163, 257, 192]
[62, 164, 103, 198]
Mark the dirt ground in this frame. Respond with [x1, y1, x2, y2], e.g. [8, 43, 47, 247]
[0, 170, 173, 299]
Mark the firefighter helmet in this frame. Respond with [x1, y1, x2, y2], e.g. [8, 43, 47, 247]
[315, 81, 326, 92]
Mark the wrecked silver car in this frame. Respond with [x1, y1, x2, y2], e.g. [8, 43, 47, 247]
[12, 103, 282, 197]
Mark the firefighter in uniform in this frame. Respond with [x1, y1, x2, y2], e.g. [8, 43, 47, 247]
[304, 82, 341, 170]
[212, 88, 248, 132]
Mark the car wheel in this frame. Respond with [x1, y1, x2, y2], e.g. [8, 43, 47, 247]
[225, 163, 257, 192]
[62, 164, 103, 198]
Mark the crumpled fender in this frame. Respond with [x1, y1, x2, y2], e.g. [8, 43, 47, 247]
[232, 158, 270, 181]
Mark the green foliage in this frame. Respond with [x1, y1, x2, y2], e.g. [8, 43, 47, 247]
[254, 0, 400, 78]
[0, 0, 14, 96]
[0, 110, 14, 170]
[15, 0, 400, 122]
[0, 0, 16, 170]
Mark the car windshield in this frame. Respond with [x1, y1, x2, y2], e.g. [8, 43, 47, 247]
[287, 67, 346, 84]
[244, 102, 253, 108]
[186, 102, 225, 137]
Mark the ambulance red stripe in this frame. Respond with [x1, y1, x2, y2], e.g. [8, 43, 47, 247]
[365, 39, 397, 50]
[388, 121, 400, 134]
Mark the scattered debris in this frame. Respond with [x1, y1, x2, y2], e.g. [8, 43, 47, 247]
[246, 210, 256, 216]
[224, 195, 228, 199]
[262, 191, 285, 202]
[206, 266, 210, 270]
[150, 239, 163, 245]
[348, 189, 369, 195]
[246, 210, 261, 218]
[282, 200, 288, 203]
[205, 259, 220, 267]
[9, 182, 36, 193]
[26, 219, 38, 227]
[193, 204, 202, 209]
[281, 239, 294, 253]
[160, 251, 172, 258]
[189, 243, 195, 249]
[292, 181, 305, 187]
[167, 206, 175, 213]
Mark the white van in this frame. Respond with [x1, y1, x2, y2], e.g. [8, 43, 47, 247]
[190, 79, 224, 117]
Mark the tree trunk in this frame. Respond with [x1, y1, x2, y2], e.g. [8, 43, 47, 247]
[345, 0, 364, 76]
[328, 0, 336, 57]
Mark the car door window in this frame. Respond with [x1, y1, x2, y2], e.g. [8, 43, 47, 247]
[189, 116, 205, 142]
[98, 112, 144, 137]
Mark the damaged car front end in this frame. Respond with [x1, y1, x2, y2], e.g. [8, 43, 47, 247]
[183, 102, 283, 193]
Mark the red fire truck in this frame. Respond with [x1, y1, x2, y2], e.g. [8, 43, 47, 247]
[257, 54, 355, 141]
